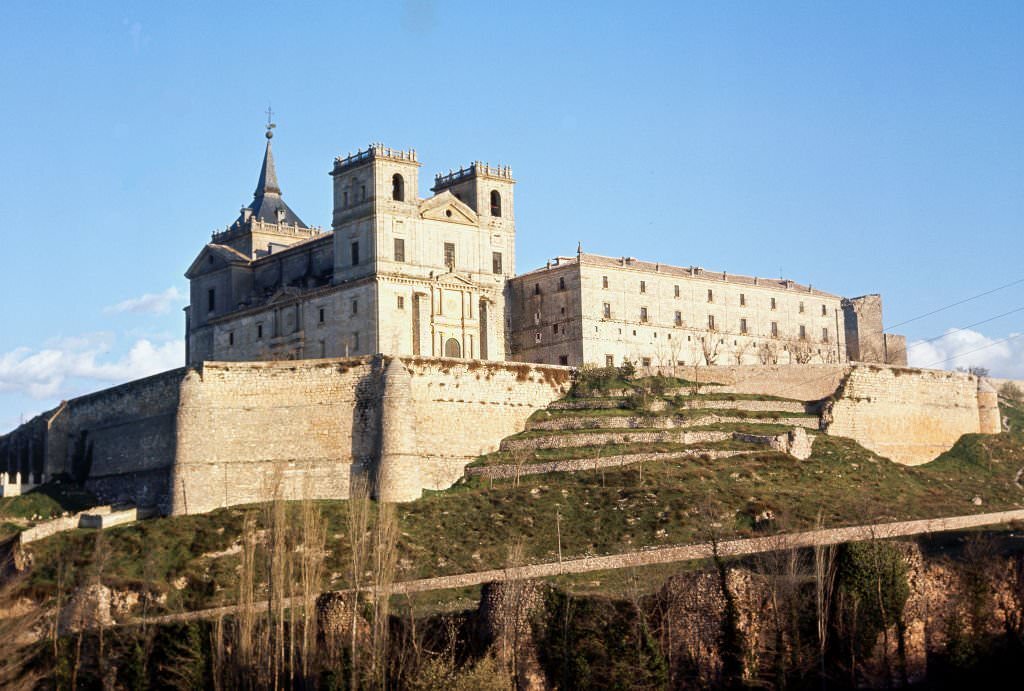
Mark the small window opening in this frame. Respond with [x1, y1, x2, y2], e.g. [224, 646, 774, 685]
[392, 173, 405, 201]
[602, 276, 609, 289]
[207, 288, 216, 313]
[740, 293, 746, 306]
[398, 296, 405, 309]
[640, 280, 646, 293]
[490, 190, 502, 217]
[444, 242, 456, 269]
[640, 307, 648, 323]
[559, 277, 566, 291]
[351, 241, 360, 266]
[603, 303, 611, 318]
[318, 308, 325, 323]
[394, 238, 406, 262]
[492, 252, 503, 274]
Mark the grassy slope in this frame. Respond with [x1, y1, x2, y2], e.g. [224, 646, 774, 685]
[20, 397, 1024, 616]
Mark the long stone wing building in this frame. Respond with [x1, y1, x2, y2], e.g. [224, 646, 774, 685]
[185, 130, 906, 369]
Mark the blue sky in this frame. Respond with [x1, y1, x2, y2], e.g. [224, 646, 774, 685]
[1, 1, 1022, 431]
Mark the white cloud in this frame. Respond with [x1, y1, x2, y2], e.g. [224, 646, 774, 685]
[104, 286, 183, 316]
[0, 334, 184, 401]
[907, 328, 1024, 379]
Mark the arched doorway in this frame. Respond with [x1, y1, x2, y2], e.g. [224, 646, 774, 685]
[444, 337, 462, 358]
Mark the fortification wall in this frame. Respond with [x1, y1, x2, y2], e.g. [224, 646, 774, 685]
[46, 369, 186, 507]
[170, 358, 378, 515]
[825, 366, 982, 465]
[402, 357, 572, 491]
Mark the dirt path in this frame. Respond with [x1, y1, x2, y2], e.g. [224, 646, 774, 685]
[132, 507, 1024, 626]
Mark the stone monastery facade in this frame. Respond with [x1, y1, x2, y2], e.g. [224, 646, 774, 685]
[185, 130, 906, 370]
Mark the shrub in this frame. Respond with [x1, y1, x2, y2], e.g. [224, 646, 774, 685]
[999, 382, 1022, 404]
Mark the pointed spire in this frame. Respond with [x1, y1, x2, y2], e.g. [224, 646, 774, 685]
[228, 116, 307, 231]
[254, 119, 281, 198]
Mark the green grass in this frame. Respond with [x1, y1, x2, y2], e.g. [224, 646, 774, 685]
[22, 414, 1024, 616]
[16, 400, 1024, 619]
[0, 480, 98, 540]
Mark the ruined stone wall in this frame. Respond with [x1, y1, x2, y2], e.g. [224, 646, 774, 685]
[825, 366, 982, 465]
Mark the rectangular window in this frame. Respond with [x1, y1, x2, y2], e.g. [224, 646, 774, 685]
[740, 318, 748, 334]
[444, 242, 456, 268]
[708, 314, 716, 330]
[799, 324, 807, 340]
[534, 283, 540, 296]
[770, 297, 777, 310]
[352, 299, 358, 316]
[602, 276, 609, 289]
[397, 296, 405, 309]
[771, 321, 778, 338]
[674, 311, 682, 326]
[351, 242, 359, 266]
[394, 238, 405, 262]
[640, 280, 646, 293]
[674, 285, 680, 298]
[640, 307, 648, 323]
[559, 355, 569, 366]
[822, 304, 828, 316]
[707, 289, 713, 303]
[603, 302, 611, 318]
[740, 293, 746, 306]
[257, 323, 263, 339]
[552, 324, 558, 334]
[228, 331, 234, 346]
[605, 354, 614, 367]
[641, 357, 651, 367]
[822, 327, 829, 342]
[492, 251, 503, 274]
[354, 332, 360, 350]
[799, 301, 805, 314]
[207, 288, 216, 313]
[318, 307, 325, 323]
[558, 277, 566, 290]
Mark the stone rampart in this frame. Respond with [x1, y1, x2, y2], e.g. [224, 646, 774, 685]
[170, 356, 570, 513]
[825, 366, 984, 465]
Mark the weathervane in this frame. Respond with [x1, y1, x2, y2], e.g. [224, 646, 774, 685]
[265, 105, 276, 139]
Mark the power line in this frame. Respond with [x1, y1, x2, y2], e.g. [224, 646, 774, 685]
[884, 276, 1024, 332]
[923, 331, 1024, 369]
[905, 305, 1024, 350]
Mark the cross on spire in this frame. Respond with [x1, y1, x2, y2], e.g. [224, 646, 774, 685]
[265, 105, 276, 139]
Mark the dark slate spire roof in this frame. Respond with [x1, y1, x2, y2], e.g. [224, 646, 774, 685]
[232, 127, 307, 229]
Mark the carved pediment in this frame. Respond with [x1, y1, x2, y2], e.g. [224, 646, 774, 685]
[419, 191, 478, 226]
[185, 243, 251, 278]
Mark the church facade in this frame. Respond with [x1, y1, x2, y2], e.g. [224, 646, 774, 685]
[185, 131, 906, 369]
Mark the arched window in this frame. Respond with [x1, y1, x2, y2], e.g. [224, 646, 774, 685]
[490, 190, 502, 217]
[392, 173, 405, 201]
[444, 338, 462, 358]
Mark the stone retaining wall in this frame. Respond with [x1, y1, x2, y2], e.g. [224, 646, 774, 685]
[526, 413, 817, 432]
[466, 449, 756, 479]
[500, 429, 733, 452]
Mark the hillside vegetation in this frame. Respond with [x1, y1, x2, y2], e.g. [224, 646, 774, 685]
[11, 372, 1024, 618]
